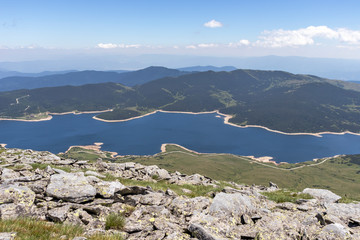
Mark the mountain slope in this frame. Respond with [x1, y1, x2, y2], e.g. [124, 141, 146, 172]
[0, 66, 189, 91]
[177, 65, 237, 72]
[1, 69, 360, 133]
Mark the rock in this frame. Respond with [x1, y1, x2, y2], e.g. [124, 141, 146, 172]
[0, 204, 30, 219]
[170, 196, 211, 218]
[0, 232, 17, 240]
[1, 168, 20, 180]
[95, 181, 125, 198]
[46, 172, 96, 203]
[209, 192, 254, 218]
[85, 171, 105, 178]
[320, 223, 351, 239]
[139, 192, 167, 206]
[269, 181, 278, 188]
[155, 169, 171, 180]
[72, 237, 87, 240]
[188, 223, 224, 240]
[302, 188, 341, 204]
[115, 186, 150, 196]
[0, 185, 35, 206]
[47, 205, 71, 222]
[326, 202, 360, 223]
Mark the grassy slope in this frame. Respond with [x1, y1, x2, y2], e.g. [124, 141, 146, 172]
[63, 145, 360, 200]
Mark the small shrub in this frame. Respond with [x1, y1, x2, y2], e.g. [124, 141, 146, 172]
[151, 174, 159, 180]
[105, 213, 126, 230]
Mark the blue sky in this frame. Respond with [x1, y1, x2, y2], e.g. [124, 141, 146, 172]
[2, 0, 360, 60]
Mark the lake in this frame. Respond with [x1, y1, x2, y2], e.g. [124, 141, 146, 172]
[1, 111, 360, 163]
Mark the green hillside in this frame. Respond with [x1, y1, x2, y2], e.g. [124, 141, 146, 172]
[1, 69, 360, 133]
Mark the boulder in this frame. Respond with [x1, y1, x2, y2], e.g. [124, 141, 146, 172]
[188, 223, 225, 240]
[0, 232, 16, 240]
[0, 185, 35, 206]
[46, 172, 96, 203]
[47, 205, 71, 222]
[326, 202, 360, 223]
[320, 223, 351, 239]
[1, 168, 20, 180]
[302, 188, 341, 204]
[95, 181, 125, 198]
[209, 192, 254, 218]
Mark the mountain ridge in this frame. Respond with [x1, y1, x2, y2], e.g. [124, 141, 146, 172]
[1, 68, 360, 133]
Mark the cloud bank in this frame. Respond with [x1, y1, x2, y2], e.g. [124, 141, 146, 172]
[255, 26, 360, 48]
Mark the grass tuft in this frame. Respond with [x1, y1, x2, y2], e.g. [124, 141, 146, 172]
[105, 213, 126, 230]
[262, 190, 313, 203]
[0, 218, 84, 240]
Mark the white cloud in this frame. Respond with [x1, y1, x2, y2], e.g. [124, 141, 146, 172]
[204, 19, 223, 28]
[337, 28, 360, 44]
[185, 45, 197, 49]
[198, 43, 218, 48]
[125, 44, 141, 48]
[228, 39, 250, 47]
[97, 43, 118, 49]
[254, 26, 360, 48]
[97, 43, 142, 49]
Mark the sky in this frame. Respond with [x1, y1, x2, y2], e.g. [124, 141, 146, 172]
[2, 0, 360, 63]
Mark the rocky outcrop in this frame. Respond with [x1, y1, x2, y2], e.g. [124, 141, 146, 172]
[0, 147, 359, 239]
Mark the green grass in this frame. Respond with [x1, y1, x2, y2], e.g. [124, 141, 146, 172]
[58, 147, 113, 162]
[118, 144, 360, 200]
[102, 172, 229, 198]
[30, 163, 72, 173]
[0, 218, 83, 240]
[262, 190, 313, 203]
[52, 144, 360, 201]
[0, 218, 125, 240]
[105, 213, 126, 230]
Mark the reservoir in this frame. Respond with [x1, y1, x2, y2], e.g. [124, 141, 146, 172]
[0, 111, 360, 163]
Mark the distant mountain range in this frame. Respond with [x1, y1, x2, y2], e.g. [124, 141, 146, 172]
[1, 55, 360, 80]
[1, 68, 360, 133]
[177, 66, 237, 72]
[0, 70, 78, 79]
[0, 66, 189, 91]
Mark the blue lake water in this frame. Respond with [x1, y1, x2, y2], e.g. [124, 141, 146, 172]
[0, 112, 360, 163]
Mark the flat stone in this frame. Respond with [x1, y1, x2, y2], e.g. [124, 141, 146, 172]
[0, 185, 35, 206]
[46, 172, 96, 203]
[0, 232, 17, 240]
[209, 192, 254, 218]
[95, 181, 125, 198]
[302, 188, 341, 204]
[47, 205, 71, 222]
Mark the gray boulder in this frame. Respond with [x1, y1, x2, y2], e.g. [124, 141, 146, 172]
[95, 181, 125, 198]
[46, 172, 96, 203]
[0, 232, 16, 240]
[302, 188, 341, 204]
[47, 205, 71, 222]
[320, 223, 351, 239]
[188, 223, 225, 240]
[0, 185, 35, 206]
[209, 192, 255, 218]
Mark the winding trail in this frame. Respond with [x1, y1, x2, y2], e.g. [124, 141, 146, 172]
[115, 143, 337, 172]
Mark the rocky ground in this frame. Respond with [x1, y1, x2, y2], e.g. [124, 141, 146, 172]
[0, 147, 359, 239]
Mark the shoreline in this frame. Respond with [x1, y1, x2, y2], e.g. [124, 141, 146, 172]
[63, 142, 118, 158]
[0, 109, 112, 123]
[160, 143, 282, 165]
[93, 109, 360, 137]
[2, 108, 360, 137]
[161, 143, 203, 154]
[0, 144, 7, 148]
